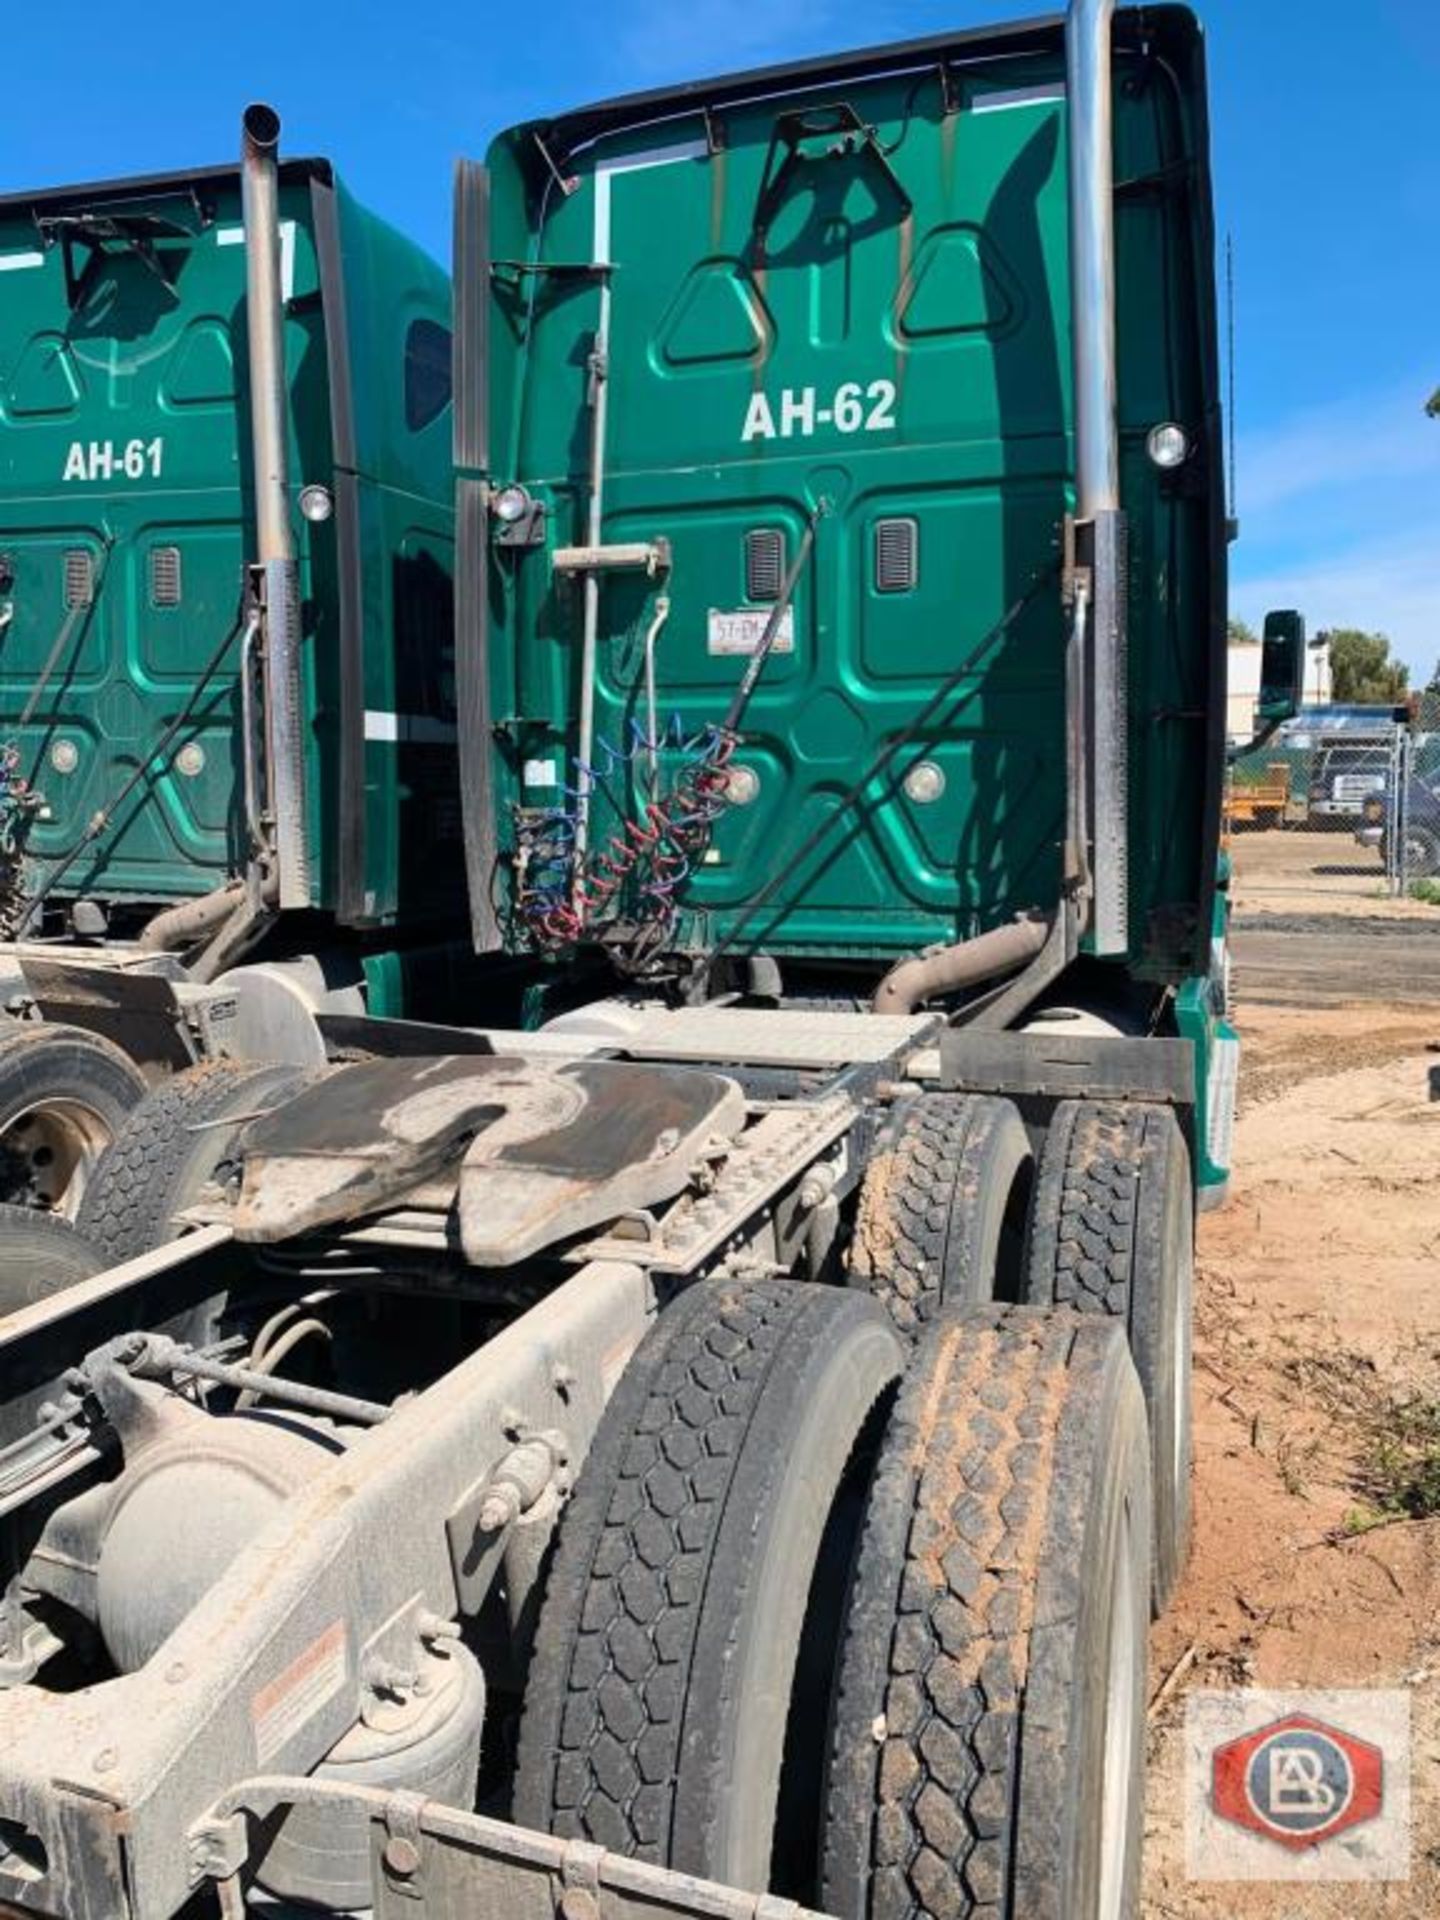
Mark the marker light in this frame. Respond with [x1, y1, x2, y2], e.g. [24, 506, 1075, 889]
[903, 760, 946, 805]
[727, 765, 761, 806]
[1146, 423, 1190, 470]
[493, 484, 534, 525]
[299, 484, 333, 523]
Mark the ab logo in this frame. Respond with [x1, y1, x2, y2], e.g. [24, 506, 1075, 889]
[1212, 1713, 1384, 1851]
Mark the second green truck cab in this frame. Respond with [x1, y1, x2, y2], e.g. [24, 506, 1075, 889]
[0, 113, 475, 1214]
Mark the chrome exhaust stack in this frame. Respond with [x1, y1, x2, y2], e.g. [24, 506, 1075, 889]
[1065, 0, 1128, 954]
[241, 101, 309, 913]
[1068, 0, 1120, 520]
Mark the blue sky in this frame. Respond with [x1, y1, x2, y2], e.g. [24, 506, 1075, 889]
[8, 1, 1438, 676]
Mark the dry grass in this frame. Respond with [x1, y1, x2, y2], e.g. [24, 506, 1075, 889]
[1269, 1348, 1440, 1531]
[1354, 1396, 1440, 1526]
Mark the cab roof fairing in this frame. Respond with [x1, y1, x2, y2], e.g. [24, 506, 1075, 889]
[0, 156, 335, 218]
[490, 6, 1205, 189]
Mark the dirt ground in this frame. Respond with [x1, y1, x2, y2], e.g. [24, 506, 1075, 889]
[1228, 826, 1437, 920]
[1231, 916, 1440, 1008]
[1142, 1001, 1440, 1915]
[1227, 822, 1440, 1007]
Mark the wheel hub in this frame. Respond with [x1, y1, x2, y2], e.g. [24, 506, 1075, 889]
[0, 1098, 115, 1216]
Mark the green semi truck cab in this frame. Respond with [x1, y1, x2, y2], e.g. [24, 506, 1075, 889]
[0, 146, 459, 933]
[453, 1, 1268, 1204]
[0, 120, 481, 1212]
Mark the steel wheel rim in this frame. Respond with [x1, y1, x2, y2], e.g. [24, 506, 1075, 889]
[0, 1098, 116, 1217]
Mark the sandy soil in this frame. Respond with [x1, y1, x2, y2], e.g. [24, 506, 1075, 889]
[1143, 1002, 1440, 1915]
[1229, 827, 1439, 920]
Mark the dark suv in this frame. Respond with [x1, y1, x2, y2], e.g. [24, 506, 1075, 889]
[1356, 775, 1440, 875]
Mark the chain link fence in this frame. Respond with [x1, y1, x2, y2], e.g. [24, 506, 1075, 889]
[1227, 693, 1440, 902]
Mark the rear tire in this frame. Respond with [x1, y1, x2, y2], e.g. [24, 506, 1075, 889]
[514, 1276, 903, 1893]
[0, 1023, 148, 1217]
[849, 1093, 1033, 1333]
[0, 1204, 105, 1314]
[75, 1060, 311, 1262]
[1023, 1101, 1193, 1616]
[822, 1306, 1150, 1920]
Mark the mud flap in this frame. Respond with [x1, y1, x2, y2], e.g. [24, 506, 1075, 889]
[20, 957, 198, 1072]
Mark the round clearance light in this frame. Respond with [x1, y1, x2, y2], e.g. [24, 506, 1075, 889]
[176, 742, 206, 778]
[727, 764, 761, 807]
[492, 484, 533, 525]
[903, 759, 946, 805]
[299, 484, 333, 524]
[1146, 422, 1190, 470]
[49, 739, 78, 775]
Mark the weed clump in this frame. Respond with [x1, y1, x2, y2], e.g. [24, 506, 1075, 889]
[1354, 1396, 1440, 1525]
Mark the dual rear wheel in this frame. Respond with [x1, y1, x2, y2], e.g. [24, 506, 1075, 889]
[0, 1057, 313, 1315]
[1021, 1101, 1193, 1616]
[519, 1089, 1194, 1917]
[852, 1091, 1193, 1616]
[75, 1059, 312, 1264]
[0, 1023, 147, 1219]
[0, 1023, 149, 1314]
[514, 1280, 1151, 1920]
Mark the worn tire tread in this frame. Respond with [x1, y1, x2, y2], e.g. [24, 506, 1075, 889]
[1024, 1100, 1193, 1615]
[515, 1276, 901, 1877]
[851, 1094, 1028, 1333]
[0, 1203, 105, 1311]
[75, 1060, 306, 1261]
[822, 1306, 1147, 1920]
[1027, 1103, 1149, 1318]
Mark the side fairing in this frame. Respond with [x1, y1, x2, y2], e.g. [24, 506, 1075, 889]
[326, 181, 462, 929]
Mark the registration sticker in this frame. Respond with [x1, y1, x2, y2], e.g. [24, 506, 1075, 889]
[707, 607, 794, 657]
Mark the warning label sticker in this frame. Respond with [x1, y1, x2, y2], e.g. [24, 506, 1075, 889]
[251, 1620, 349, 1766]
[707, 607, 795, 657]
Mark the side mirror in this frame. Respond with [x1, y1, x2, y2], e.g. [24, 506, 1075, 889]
[1258, 609, 1306, 724]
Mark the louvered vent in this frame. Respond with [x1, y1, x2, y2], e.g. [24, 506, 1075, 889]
[150, 546, 182, 608]
[745, 528, 785, 602]
[62, 549, 94, 610]
[875, 517, 918, 593]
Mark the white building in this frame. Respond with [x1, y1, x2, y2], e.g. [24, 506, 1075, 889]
[1226, 632, 1331, 743]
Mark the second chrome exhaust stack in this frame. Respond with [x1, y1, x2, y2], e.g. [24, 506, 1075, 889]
[1068, 0, 1119, 520]
[241, 101, 309, 914]
[1066, 0, 1128, 956]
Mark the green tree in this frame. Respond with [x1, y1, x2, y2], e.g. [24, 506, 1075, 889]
[1328, 629, 1409, 704]
[1227, 616, 1258, 646]
[1426, 388, 1440, 419]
